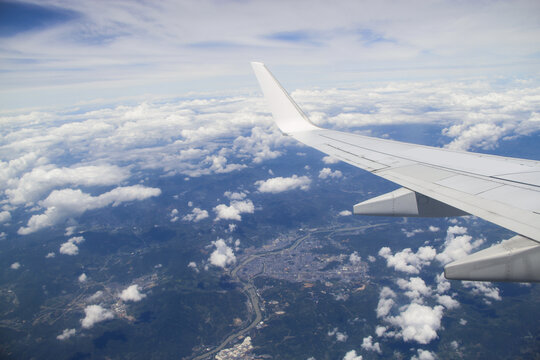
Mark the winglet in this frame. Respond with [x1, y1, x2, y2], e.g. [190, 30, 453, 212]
[251, 62, 319, 134]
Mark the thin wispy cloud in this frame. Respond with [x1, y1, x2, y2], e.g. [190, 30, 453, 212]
[1, 0, 539, 109]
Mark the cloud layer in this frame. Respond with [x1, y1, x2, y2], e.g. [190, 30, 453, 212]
[18, 185, 161, 234]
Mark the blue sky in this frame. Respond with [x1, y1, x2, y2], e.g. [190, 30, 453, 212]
[1, 0, 540, 110]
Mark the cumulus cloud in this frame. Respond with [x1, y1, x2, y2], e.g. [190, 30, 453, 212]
[435, 226, 484, 265]
[397, 277, 432, 303]
[386, 303, 444, 344]
[56, 328, 76, 341]
[378, 246, 436, 274]
[120, 284, 147, 302]
[65, 226, 77, 236]
[5, 164, 129, 206]
[81, 305, 114, 328]
[0, 211, 11, 223]
[233, 127, 288, 164]
[255, 175, 311, 193]
[336, 332, 348, 342]
[412, 349, 436, 360]
[462, 281, 501, 302]
[18, 185, 161, 234]
[375, 280, 449, 345]
[59, 242, 79, 255]
[339, 210, 352, 216]
[45, 252, 55, 258]
[214, 200, 254, 221]
[78, 273, 87, 283]
[10, 262, 20, 270]
[402, 228, 424, 238]
[435, 294, 460, 309]
[376, 287, 396, 318]
[361, 336, 382, 353]
[209, 239, 236, 268]
[435, 272, 451, 294]
[182, 207, 209, 222]
[224, 191, 247, 200]
[170, 208, 179, 222]
[428, 225, 440, 232]
[59, 236, 85, 256]
[188, 261, 199, 272]
[322, 156, 340, 164]
[318, 168, 342, 179]
[343, 350, 363, 360]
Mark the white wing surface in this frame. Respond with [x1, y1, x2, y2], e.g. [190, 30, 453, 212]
[252, 62, 540, 282]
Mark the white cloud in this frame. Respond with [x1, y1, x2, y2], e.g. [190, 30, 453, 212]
[322, 156, 340, 164]
[224, 191, 247, 200]
[0, 211, 11, 223]
[462, 281, 501, 302]
[59, 236, 85, 256]
[233, 127, 288, 164]
[343, 350, 363, 360]
[170, 208, 179, 222]
[376, 287, 396, 318]
[336, 331, 348, 342]
[64, 226, 76, 236]
[18, 185, 161, 235]
[378, 246, 436, 274]
[318, 168, 343, 179]
[119, 284, 147, 302]
[339, 210, 352, 216]
[428, 225, 440, 232]
[412, 349, 436, 360]
[255, 175, 311, 193]
[78, 273, 88, 283]
[81, 305, 114, 328]
[435, 226, 484, 265]
[459, 319, 467, 326]
[188, 261, 198, 272]
[361, 336, 382, 353]
[209, 239, 236, 268]
[10, 262, 20, 270]
[402, 228, 424, 238]
[56, 328, 76, 341]
[396, 277, 432, 303]
[368, 255, 376, 263]
[45, 252, 56, 258]
[5, 164, 129, 206]
[60, 242, 79, 255]
[435, 294, 460, 309]
[214, 200, 254, 221]
[386, 303, 444, 344]
[183, 207, 209, 222]
[69, 236, 85, 244]
[435, 273, 451, 294]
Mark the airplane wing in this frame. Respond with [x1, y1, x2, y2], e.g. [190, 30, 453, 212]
[251, 62, 540, 282]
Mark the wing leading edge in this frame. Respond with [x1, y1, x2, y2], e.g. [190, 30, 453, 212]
[251, 62, 540, 282]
